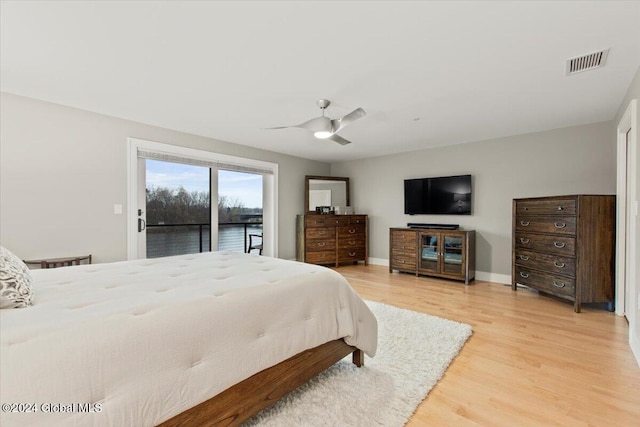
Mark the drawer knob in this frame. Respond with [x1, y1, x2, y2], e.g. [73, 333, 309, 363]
[553, 281, 566, 288]
[557, 206, 564, 211]
[520, 221, 530, 226]
[554, 222, 566, 229]
[520, 272, 529, 278]
[318, 230, 326, 235]
[554, 261, 565, 268]
[553, 242, 566, 248]
[318, 242, 325, 247]
[523, 207, 529, 211]
[401, 260, 405, 263]
[349, 251, 356, 257]
[520, 238, 530, 244]
[349, 229, 356, 234]
[519, 255, 529, 261]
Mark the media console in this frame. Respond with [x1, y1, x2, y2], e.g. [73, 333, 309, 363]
[407, 223, 459, 230]
[390, 227, 475, 284]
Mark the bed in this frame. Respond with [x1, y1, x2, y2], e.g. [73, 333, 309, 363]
[0, 251, 377, 426]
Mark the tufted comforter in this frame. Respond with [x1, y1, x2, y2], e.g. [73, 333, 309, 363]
[0, 252, 377, 426]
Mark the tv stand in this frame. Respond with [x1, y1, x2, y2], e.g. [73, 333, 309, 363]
[390, 227, 475, 284]
[407, 223, 459, 230]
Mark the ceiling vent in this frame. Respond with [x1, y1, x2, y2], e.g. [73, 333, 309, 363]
[566, 49, 609, 75]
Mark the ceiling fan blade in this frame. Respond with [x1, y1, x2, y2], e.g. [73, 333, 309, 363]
[328, 134, 352, 145]
[267, 116, 331, 133]
[298, 116, 332, 133]
[335, 107, 366, 132]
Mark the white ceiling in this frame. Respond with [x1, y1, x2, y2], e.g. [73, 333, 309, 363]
[2, 1, 639, 163]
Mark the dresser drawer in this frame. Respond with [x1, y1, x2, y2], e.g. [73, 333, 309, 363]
[391, 255, 417, 271]
[339, 236, 364, 249]
[305, 216, 335, 227]
[514, 250, 576, 277]
[391, 230, 416, 244]
[515, 266, 575, 297]
[391, 244, 416, 258]
[338, 248, 365, 262]
[306, 239, 335, 251]
[349, 216, 367, 225]
[515, 216, 576, 235]
[306, 251, 336, 264]
[515, 232, 575, 256]
[515, 199, 576, 216]
[338, 225, 365, 238]
[333, 217, 350, 226]
[306, 227, 334, 239]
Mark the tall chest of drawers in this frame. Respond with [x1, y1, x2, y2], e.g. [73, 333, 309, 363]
[512, 195, 615, 312]
[296, 214, 368, 267]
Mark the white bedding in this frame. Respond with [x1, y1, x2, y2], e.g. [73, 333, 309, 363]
[0, 252, 377, 426]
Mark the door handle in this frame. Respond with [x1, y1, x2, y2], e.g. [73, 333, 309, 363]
[138, 218, 146, 232]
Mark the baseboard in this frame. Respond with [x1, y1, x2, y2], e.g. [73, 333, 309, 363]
[368, 257, 388, 267]
[368, 258, 511, 284]
[475, 271, 511, 285]
[631, 326, 640, 368]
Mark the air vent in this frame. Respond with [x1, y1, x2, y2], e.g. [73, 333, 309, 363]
[566, 49, 609, 75]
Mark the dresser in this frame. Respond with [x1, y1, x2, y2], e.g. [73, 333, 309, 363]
[512, 195, 615, 312]
[389, 228, 475, 284]
[296, 214, 368, 267]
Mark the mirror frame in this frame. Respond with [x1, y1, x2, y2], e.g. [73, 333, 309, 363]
[305, 175, 350, 214]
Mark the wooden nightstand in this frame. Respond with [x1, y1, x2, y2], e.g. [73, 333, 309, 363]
[23, 254, 92, 269]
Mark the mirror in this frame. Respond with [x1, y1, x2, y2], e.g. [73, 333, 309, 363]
[305, 175, 350, 213]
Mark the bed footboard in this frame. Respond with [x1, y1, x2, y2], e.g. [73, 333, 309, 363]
[158, 339, 362, 427]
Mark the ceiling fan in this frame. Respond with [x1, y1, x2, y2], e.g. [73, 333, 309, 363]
[269, 99, 366, 145]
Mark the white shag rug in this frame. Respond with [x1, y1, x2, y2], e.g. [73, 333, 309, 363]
[243, 301, 473, 426]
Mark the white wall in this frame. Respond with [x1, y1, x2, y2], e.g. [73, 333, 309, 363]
[331, 121, 616, 282]
[0, 93, 330, 262]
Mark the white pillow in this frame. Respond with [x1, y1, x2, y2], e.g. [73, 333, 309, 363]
[0, 246, 34, 309]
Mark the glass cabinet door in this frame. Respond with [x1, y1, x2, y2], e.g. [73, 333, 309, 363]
[420, 233, 440, 272]
[442, 234, 464, 275]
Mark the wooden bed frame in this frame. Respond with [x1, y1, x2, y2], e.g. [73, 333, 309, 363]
[158, 339, 363, 427]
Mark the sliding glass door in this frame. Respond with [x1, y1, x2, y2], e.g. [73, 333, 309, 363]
[145, 160, 211, 258]
[218, 169, 263, 253]
[128, 138, 277, 260]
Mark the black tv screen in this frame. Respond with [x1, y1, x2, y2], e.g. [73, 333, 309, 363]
[404, 175, 472, 215]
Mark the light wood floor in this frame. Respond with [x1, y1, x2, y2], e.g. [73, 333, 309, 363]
[335, 264, 640, 427]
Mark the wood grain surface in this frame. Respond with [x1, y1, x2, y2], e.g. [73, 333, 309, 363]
[337, 264, 640, 426]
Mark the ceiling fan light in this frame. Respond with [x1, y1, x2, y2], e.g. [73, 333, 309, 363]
[314, 131, 333, 139]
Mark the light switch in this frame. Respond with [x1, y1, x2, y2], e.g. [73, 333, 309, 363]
[114, 204, 123, 214]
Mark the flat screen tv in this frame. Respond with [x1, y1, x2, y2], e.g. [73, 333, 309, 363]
[404, 175, 472, 215]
